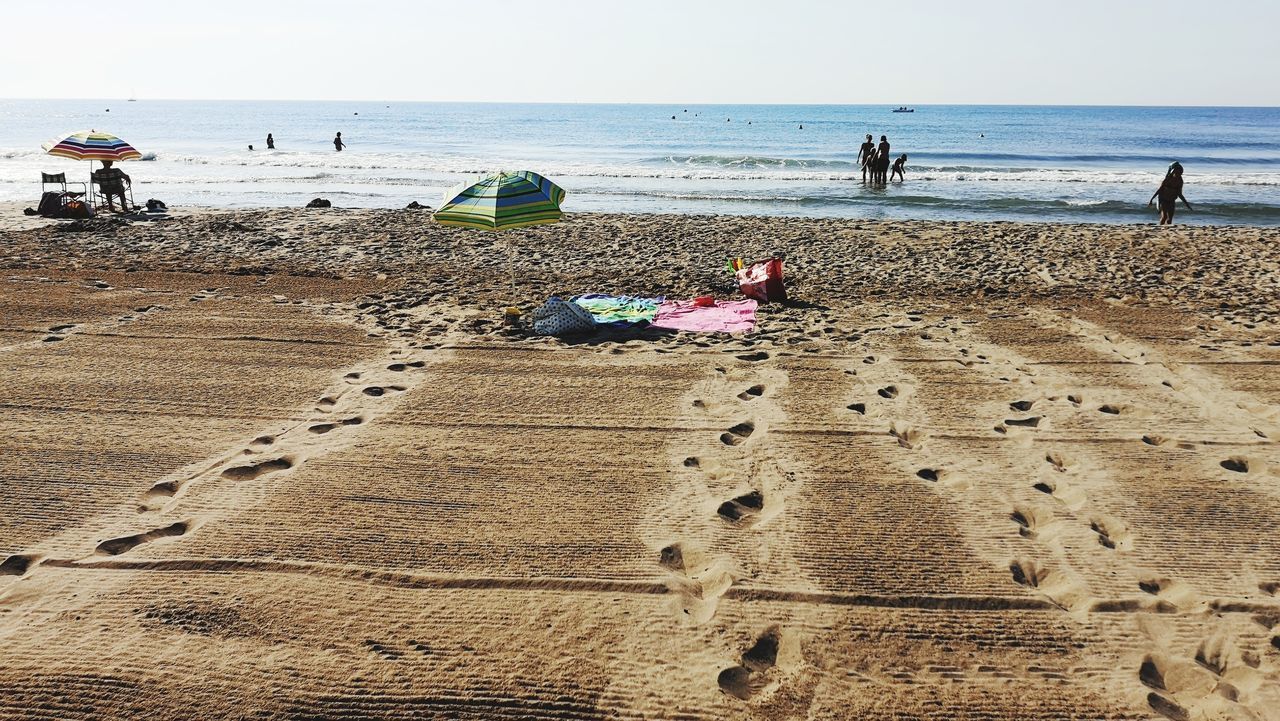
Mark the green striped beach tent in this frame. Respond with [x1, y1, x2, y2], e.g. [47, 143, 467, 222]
[434, 171, 566, 230]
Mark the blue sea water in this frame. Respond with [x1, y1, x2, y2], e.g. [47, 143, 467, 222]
[2, 100, 1278, 225]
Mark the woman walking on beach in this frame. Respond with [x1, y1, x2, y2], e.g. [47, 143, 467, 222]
[1149, 162, 1191, 224]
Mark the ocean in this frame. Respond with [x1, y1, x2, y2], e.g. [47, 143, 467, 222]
[2, 100, 1279, 225]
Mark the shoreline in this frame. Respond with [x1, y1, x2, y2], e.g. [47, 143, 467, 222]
[3, 201, 1280, 719]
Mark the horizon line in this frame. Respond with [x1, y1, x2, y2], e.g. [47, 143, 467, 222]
[1, 97, 1278, 110]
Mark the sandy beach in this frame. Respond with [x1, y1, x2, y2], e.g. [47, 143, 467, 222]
[2, 206, 1280, 719]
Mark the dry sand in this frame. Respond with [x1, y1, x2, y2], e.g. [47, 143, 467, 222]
[2, 205, 1279, 720]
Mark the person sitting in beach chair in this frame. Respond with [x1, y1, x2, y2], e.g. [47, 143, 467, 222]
[92, 160, 132, 214]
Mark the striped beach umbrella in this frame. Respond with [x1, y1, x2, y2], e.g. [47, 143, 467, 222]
[434, 171, 566, 231]
[42, 130, 142, 162]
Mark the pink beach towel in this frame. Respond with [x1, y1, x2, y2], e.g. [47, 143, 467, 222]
[652, 299, 757, 334]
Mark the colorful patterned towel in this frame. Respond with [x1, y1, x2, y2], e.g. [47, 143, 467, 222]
[652, 299, 757, 334]
[572, 294, 663, 326]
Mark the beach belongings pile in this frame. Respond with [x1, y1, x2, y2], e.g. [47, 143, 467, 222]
[731, 257, 786, 303]
[529, 294, 758, 337]
[573, 294, 662, 326]
[652, 297, 757, 334]
[531, 297, 596, 336]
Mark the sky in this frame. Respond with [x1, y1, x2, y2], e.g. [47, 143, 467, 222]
[2, 0, 1277, 106]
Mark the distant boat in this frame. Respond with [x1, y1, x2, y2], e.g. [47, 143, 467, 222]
[892, 106, 914, 113]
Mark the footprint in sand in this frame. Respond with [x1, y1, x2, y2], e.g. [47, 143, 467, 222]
[718, 626, 789, 701]
[308, 415, 364, 435]
[96, 521, 192, 556]
[846, 402, 867, 415]
[717, 490, 765, 525]
[658, 543, 734, 623]
[0, 554, 41, 577]
[1139, 655, 1207, 721]
[221, 456, 294, 481]
[889, 422, 926, 450]
[998, 416, 1043, 433]
[1089, 515, 1132, 550]
[1219, 457, 1250, 474]
[1008, 558, 1085, 609]
[720, 422, 756, 446]
[735, 351, 770, 363]
[1032, 477, 1086, 509]
[737, 385, 765, 401]
[362, 639, 405, 662]
[143, 480, 180, 500]
[1010, 505, 1057, 540]
[1044, 451, 1075, 473]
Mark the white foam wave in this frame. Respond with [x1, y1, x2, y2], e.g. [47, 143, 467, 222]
[7, 145, 1280, 186]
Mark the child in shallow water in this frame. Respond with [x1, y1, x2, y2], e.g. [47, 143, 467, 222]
[891, 154, 908, 182]
[1149, 162, 1192, 225]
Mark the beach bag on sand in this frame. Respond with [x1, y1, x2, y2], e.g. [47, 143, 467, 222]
[531, 297, 597, 336]
[37, 192, 63, 218]
[735, 258, 786, 303]
[60, 199, 91, 219]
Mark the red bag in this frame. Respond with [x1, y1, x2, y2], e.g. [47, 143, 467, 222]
[735, 258, 786, 303]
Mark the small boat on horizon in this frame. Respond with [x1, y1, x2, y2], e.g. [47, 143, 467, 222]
[892, 106, 914, 113]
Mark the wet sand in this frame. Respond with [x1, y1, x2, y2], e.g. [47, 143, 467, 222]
[2, 206, 1279, 720]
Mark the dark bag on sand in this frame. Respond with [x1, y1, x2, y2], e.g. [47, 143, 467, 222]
[37, 192, 63, 217]
[306, 198, 331, 208]
[146, 198, 168, 212]
[736, 258, 786, 304]
[61, 199, 92, 219]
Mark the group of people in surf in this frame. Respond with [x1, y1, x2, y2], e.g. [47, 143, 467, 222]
[858, 134, 907, 185]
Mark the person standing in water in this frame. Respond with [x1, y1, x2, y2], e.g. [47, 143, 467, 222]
[1149, 162, 1191, 224]
[858, 134, 876, 183]
[333, 132, 346, 152]
[876, 135, 891, 184]
[266, 133, 275, 150]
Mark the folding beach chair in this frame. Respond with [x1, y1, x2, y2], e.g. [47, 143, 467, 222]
[91, 166, 137, 214]
[38, 172, 89, 217]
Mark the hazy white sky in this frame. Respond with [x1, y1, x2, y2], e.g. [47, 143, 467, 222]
[3, 0, 1276, 105]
